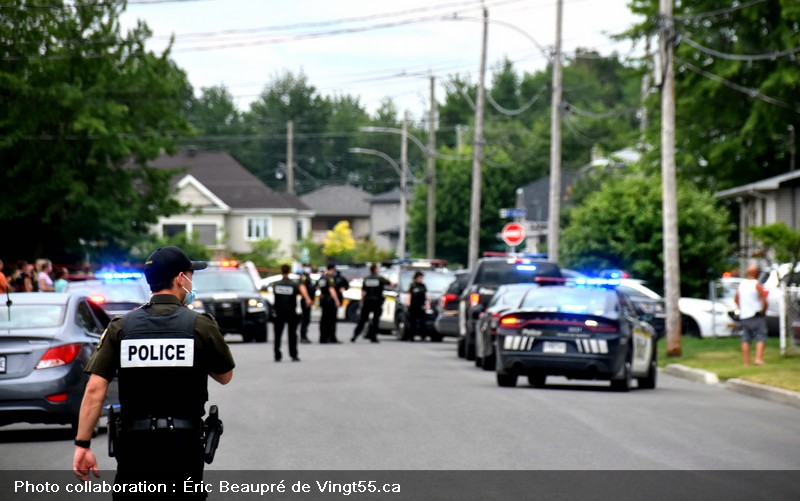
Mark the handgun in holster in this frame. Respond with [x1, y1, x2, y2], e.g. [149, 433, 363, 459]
[202, 405, 223, 464]
[107, 404, 121, 458]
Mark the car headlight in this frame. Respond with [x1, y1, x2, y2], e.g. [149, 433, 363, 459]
[190, 300, 205, 311]
[247, 298, 266, 312]
[637, 302, 655, 314]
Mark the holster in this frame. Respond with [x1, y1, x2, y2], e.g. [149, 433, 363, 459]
[107, 404, 121, 458]
[202, 405, 223, 464]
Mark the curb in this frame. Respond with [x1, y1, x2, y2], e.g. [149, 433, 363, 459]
[725, 378, 800, 410]
[664, 364, 800, 410]
[663, 364, 719, 384]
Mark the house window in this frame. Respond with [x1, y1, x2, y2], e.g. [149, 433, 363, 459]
[195, 224, 216, 246]
[296, 220, 305, 241]
[163, 224, 188, 239]
[247, 218, 271, 240]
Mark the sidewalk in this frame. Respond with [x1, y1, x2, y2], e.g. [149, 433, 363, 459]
[664, 364, 800, 410]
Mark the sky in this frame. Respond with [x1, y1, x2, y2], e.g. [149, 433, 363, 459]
[119, 0, 644, 121]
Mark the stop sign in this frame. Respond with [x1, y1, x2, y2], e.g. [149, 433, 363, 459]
[501, 222, 526, 247]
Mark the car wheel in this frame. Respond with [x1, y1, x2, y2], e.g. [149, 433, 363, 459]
[346, 302, 360, 323]
[457, 338, 466, 358]
[249, 325, 267, 343]
[682, 315, 702, 338]
[465, 342, 476, 361]
[474, 356, 483, 368]
[610, 360, 633, 392]
[395, 314, 407, 341]
[527, 374, 546, 388]
[496, 373, 518, 387]
[482, 350, 496, 371]
[429, 332, 444, 342]
[637, 357, 658, 390]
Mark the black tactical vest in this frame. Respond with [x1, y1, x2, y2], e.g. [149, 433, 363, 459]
[362, 274, 385, 301]
[119, 305, 208, 420]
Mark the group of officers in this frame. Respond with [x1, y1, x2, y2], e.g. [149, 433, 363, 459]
[270, 262, 430, 363]
[71, 247, 429, 499]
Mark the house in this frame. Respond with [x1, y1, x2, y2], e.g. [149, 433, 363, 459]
[299, 185, 372, 242]
[715, 170, 800, 264]
[148, 149, 314, 259]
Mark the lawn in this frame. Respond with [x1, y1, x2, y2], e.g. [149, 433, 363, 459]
[658, 336, 800, 393]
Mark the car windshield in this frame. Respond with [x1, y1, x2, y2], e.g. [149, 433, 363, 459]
[474, 261, 561, 285]
[519, 287, 618, 319]
[193, 270, 257, 292]
[491, 286, 534, 308]
[0, 305, 65, 329]
[66, 281, 149, 302]
[398, 270, 455, 293]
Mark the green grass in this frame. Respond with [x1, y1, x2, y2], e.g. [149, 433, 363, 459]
[658, 337, 800, 393]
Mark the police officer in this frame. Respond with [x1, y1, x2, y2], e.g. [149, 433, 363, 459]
[272, 263, 312, 362]
[72, 246, 235, 499]
[317, 263, 341, 344]
[405, 271, 428, 341]
[298, 263, 316, 344]
[351, 264, 391, 343]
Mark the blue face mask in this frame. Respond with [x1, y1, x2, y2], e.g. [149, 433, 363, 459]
[181, 274, 195, 306]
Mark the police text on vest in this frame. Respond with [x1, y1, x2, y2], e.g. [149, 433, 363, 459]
[120, 339, 195, 367]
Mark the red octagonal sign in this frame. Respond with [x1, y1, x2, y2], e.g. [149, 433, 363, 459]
[501, 222, 526, 247]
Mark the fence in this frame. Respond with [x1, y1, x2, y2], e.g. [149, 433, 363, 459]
[779, 285, 800, 356]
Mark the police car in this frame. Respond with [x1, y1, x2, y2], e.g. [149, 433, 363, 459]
[492, 278, 658, 391]
[189, 260, 270, 343]
[64, 270, 151, 318]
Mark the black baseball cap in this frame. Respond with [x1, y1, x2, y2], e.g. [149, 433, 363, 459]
[144, 246, 207, 286]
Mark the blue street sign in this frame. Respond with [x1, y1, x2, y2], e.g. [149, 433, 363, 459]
[499, 208, 527, 218]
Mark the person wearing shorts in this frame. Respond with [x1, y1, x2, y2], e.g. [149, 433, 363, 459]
[734, 264, 768, 366]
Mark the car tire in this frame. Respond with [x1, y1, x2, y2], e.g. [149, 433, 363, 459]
[610, 361, 633, 392]
[457, 338, 466, 358]
[482, 351, 496, 371]
[474, 356, 483, 368]
[496, 373, 518, 387]
[637, 358, 658, 390]
[249, 325, 267, 343]
[527, 374, 546, 388]
[429, 332, 444, 342]
[394, 314, 407, 341]
[465, 342, 476, 361]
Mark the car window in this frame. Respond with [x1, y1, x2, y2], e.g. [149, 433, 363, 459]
[519, 287, 618, 319]
[193, 270, 257, 292]
[397, 270, 455, 293]
[616, 285, 649, 299]
[0, 305, 65, 329]
[76, 300, 104, 334]
[474, 260, 561, 285]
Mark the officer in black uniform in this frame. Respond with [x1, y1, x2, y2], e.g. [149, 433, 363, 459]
[351, 264, 391, 343]
[317, 263, 341, 344]
[298, 264, 316, 344]
[406, 271, 428, 341]
[272, 263, 312, 362]
[72, 246, 235, 500]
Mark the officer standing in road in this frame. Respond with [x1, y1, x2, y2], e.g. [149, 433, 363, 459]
[351, 264, 391, 343]
[272, 263, 312, 362]
[317, 263, 341, 344]
[72, 246, 235, 500]
[405, 271, 428, 341]
[298, 263, 316, 344]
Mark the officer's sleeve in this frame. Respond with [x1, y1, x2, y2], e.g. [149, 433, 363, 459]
[84, 317, 122, 382]
[196, 313, 235, 374]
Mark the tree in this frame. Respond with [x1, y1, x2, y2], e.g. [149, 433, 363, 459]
[561, 171, 732, 297]
[750, 223, 800, 274]
[0, 0, 193, 265]
[236, 238, 285, 271]
[322, 221, 356, 262]
[186, 85, 243, 152]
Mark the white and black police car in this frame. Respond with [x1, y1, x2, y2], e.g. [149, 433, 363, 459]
[492, 278, 658, 391]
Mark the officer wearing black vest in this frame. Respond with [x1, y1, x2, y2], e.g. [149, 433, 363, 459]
[72, 246, 235, 499]
[406, 271, 428, 341]
[298, 264, 316, 344]
[351, 264, 391, 343]
[272, 263, 312, 362]
[317, 263, 341, 344]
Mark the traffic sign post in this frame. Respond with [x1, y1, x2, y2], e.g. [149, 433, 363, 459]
[501, 222, 526, 250]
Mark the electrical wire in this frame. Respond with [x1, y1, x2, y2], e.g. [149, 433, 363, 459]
[680, 34, 800, 62]
[673, 0, 769, 22]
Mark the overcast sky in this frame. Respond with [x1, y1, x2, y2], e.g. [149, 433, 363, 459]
[120, 0, 643, 121]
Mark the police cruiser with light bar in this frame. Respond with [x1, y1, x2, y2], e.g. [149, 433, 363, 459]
[492, 278, 658, 391]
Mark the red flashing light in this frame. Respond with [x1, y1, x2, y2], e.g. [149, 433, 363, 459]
[89, 294, 106, 305]
[36, 344, 82, 370]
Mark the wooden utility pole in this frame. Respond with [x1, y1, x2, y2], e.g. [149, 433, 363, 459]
[660, 0, 682, 356]
[400, 112, 408, 260]
[427, 75, 437, 259]
[468, 7, 488, 269]
[547, 0, 563, 264]
[286, 120, 295, 195]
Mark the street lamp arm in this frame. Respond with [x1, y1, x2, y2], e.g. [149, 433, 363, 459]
[359, 126, 433, 157]
[348, 147, 401, 177]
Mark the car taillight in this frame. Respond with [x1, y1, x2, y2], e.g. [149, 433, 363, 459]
[499, 316, 523, 328]
[89, 294, 106, 304]
[469, 293, 481, 308]
[440, 293, 457, 308]
[36, 344, 82, 369]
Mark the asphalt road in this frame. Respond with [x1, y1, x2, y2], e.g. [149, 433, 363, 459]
[3, 319, 800, 472]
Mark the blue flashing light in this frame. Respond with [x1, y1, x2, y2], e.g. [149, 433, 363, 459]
[574, 277, 620, 289]
[516, 264, 538, 272]
[98, 270, 144, 281]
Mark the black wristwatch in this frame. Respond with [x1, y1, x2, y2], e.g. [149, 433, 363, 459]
[74, 439, 91, 449]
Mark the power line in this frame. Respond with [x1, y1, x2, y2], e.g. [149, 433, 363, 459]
[680, 34, 800, 62]
[673, 0, 769, 22]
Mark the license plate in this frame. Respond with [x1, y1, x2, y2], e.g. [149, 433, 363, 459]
[0, 355, 5, 374]
[543, 341, 567, 354]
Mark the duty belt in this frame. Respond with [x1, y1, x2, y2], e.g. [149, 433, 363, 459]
[126, 417, 198, 432]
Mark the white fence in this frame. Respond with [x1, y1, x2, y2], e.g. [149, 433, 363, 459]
[779, 285, 800, 356]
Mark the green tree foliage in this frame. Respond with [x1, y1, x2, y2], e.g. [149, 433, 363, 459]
[0, 0, 193, 264]
[749, 223, 800, 271]
[186, 85, 243, 152]
[351, 238, 394, 264]
[236, 238, 285, 270]
[292, 234, 325, 267]
[561, 172, 732, 297]
[622, 0, 800, 190]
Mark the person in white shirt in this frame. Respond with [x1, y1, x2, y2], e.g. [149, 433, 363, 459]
[734, 264, 768, 366]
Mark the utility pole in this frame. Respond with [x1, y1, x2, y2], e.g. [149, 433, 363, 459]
[660, 0, 682, 357]
[640, 36, 651, 140]
[286, 120, 295, 195]
[468, 7, 488, 269]
[427, 75, 437, 259]
[400, 112, 408, 260]
[547, 0, 563, 264]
